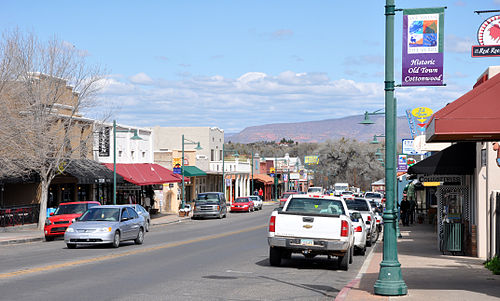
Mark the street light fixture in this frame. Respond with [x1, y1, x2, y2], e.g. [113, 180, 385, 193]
[370, 134, 386, 144]
[113, 120, 143, 205]
[181, 134, 202, 209]
[359, 109, 385, 125]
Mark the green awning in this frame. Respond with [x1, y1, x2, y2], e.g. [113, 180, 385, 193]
[182, 166, 207, 177]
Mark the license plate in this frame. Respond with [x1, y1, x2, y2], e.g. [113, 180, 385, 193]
[300, 239, 314, 246]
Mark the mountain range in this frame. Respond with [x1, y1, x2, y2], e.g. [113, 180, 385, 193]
[225, 115, 414, 143]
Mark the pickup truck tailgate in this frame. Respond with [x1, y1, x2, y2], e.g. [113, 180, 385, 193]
[274, 213, 341, 239]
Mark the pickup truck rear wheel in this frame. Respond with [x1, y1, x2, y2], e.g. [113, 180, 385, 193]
[338, 248, 349, 271]
[269, 247, 282, 266]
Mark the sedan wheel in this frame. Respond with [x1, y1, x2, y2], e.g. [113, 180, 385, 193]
[134, 228, 144, 245]
[112, 231, 120, 248]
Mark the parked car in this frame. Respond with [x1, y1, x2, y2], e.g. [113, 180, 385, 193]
[192, 192, 227, 219]
[349, 210, 367, 255]
[369, 201, 383, 233]
[268, 194, 355, 270]
[231, 197, 255, 212]
[344, 198, 378, 247]
[64, 205, 145, 249]
[248, 196, 263, 210]
[341, 191, 355, 200]
[44, 201, 101, 241]
[306, 187, 323, 195]
[126, 204, 151, 232]
[279, 191, 299, 207]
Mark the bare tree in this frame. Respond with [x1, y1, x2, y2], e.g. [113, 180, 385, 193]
[0, 30, 105, 230]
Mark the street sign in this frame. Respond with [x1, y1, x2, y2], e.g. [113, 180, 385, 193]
[472, 15, 500, 57]
[397, 154, 408, 172]
[270, 167, 275, 174]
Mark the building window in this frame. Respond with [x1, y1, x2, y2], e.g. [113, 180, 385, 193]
[211, 149, 214, 161]
[118, 150, 123, 157]
[131, 151, 135, 159]
[220, 150, 222, 161]
[142, 152, 146, 158]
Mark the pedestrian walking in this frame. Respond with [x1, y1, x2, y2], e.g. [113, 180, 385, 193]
[400, 196, 410, 226]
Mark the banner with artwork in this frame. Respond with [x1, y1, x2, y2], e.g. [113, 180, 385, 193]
[402, 8, 445, 86]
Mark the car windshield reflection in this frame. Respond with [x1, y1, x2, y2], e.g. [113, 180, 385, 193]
[79, 208, 120, 222]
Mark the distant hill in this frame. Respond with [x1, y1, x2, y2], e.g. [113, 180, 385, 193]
[226, 115, 413, 143]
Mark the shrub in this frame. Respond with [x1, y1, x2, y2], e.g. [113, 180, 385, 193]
[484, 256, 500, 275]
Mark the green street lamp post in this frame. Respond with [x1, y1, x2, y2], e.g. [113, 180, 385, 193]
[181, 134, 202, 209]
[374, 0, 407, 295]
[112, 120, 142, 205]
[370, 134, 386, 144]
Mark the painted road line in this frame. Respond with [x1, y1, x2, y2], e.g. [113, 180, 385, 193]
[0, 224, 266, 279]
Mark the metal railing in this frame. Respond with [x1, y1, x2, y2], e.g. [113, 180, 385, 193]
[0, 204, 40, 227]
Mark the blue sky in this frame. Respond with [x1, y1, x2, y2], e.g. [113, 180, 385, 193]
[2, 0, 500, 133]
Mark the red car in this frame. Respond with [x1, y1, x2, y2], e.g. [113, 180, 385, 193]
[44, 201, 101, 241]
[279, 192, 299, 207]
[231, 197, 255, 212]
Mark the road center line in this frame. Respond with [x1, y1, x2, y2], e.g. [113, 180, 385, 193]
[0, 224, 267, 279]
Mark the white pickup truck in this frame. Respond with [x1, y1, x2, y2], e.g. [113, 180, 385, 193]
[267, 194, 355, 270]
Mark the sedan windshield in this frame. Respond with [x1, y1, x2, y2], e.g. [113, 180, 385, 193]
[54, 203, 88, 215]
[79, 208, 120, 222]
[234, 198, 249, 203]
[285, 198, 345, 215]
[345, 199, 370, 211]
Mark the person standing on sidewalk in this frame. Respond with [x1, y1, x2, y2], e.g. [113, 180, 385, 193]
[400, 195, 410, 226]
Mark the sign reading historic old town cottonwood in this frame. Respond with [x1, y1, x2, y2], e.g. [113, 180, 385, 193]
[402, 8, 445, 86]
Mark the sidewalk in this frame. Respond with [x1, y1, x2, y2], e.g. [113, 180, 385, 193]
[0, 212, 191, 246]
[341, 223, 500, 301]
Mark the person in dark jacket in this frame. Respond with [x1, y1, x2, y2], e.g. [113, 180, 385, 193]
[400, 196, 410, 226]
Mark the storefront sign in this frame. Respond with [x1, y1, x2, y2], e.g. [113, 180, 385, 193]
[98, 127, 110, 157]
[402, 8, 445, 86]
[411, 107, 433, 132]
[402, 139, 426, 155]
[173, 158, 182, 174]
[472, 15, 500, 57]
[304, 155, 319, 165]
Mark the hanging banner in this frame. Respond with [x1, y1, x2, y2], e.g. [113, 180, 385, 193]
[402, 8, 445, 86]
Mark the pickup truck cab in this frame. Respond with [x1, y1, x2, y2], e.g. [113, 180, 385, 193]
[267, 194, 355, 270]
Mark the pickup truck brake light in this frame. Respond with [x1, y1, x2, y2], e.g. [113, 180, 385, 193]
[269, 216, 276, 233]
[367, 215, 372, 222]
[354, 226, 363, 232]
[341, 220, 349, 237]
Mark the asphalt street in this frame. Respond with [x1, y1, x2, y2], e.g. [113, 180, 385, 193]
[0, 205, 375, 301]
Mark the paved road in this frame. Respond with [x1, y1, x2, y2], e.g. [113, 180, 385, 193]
[0, 206, 375, 301]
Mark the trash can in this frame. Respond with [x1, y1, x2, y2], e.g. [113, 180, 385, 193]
[443, 222, 463, 255]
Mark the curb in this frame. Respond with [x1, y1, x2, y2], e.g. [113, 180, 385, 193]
[0, 236, 44, 246]
[151, 217, 191, 227]
[335, 239, 380, 301]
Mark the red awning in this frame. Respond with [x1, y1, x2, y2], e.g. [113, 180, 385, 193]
[426, 73, 500, 142]
[103, 163, 182, 185]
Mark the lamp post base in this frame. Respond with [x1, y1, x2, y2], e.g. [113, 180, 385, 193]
[374, 262, 408, 296]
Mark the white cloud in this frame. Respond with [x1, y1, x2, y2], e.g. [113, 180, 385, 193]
[271, 29, 294, 40]
[446, 34, 474, 53]
[129, 72, 154, 85]
[93, 71, 469, 133]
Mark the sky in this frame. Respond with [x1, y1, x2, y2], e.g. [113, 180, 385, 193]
[1, 0, 500, 133]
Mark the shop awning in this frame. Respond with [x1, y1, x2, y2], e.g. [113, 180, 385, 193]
[426, 73, 500, 142]
[65, 159, 124, 185]
[252, 174, 274, 184]
[182, 166, 207, 177]
[103, 163, 182, 185]
[408, 142, 476, 175]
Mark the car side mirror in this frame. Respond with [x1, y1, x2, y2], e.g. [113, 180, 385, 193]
[49, 212, 54, 216]
[121, 217, 128, 222]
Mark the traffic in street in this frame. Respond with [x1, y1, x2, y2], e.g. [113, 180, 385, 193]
[0, 204, 377, 301]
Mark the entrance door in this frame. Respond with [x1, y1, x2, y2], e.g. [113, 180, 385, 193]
[437, 185, 469, 252]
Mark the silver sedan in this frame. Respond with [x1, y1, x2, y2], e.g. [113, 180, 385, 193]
[64, 205, 145, 249]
